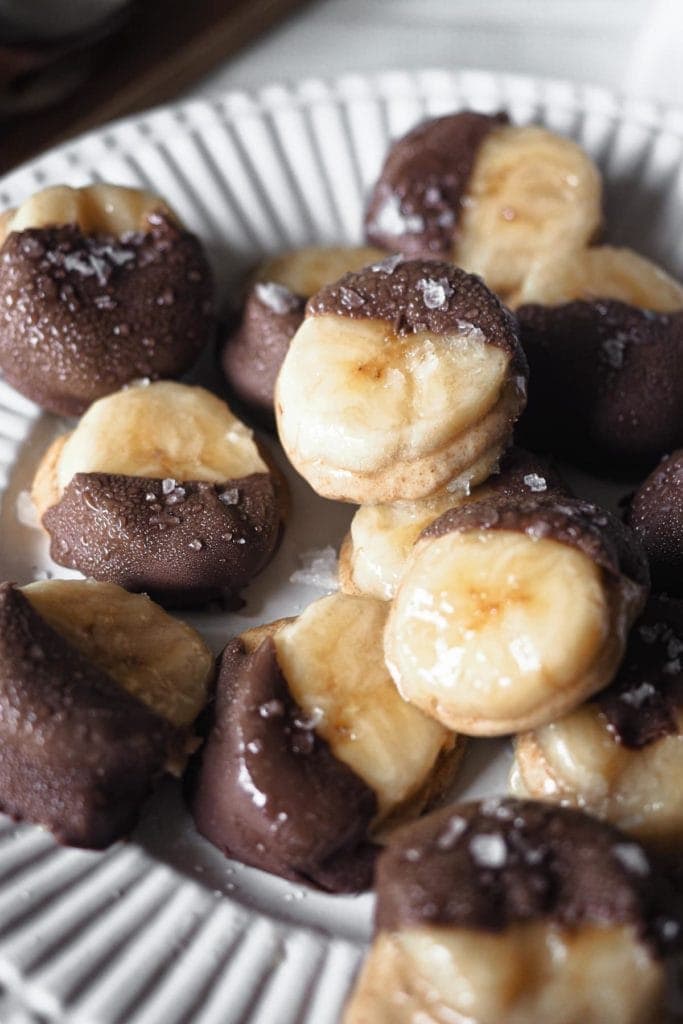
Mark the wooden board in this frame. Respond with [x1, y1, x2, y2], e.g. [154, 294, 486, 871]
[0, 0, 308, 175]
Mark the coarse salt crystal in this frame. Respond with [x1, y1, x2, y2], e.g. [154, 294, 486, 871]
[219, 487, 240, 505]
[290, 546, 339, 592]
[613, 842, 650, 876]
[417, 277, 453, 310]
[469, 833, 507, 868]
[255, 281, 300, 315]
[523, 473, 547, 492]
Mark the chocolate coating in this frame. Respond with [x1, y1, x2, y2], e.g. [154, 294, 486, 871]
[365, 112, 507, 257]
[517, 300, 683, 473]
[43, 472, 282, 607]
[191, 636, 378, 892]
[376, 798, 683, 956]
[422, 494, 650, 590]
[221, 282, 305, 427]
[0, 583, 171, 848]
[0, 214, 214, 416]
[627, 451, 683, 597]
[308, 259, 523, 360]
[598, 596, 683, 749]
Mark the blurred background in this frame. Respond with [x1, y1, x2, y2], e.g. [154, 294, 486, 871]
[1, 0, 682, 175]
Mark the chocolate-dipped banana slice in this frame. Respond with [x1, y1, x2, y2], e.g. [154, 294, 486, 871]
[517, 299, 683, 473]
[512, 597, 683, 859]
[0, 579, 213, 848]
[276, 259, 527, 505]
[385, 495, 649, 735]
[365, 112, 602, 300]
[221, 245, 385, 427]
[344, 799, 683, 1024]
[627, 451, 683, 597]
[0, 183, 213, 416]
[191, 592, 463, 892]
[32, 381, 285, 606]
[339, 448, 567, 601]
[514, 245, 683, 311]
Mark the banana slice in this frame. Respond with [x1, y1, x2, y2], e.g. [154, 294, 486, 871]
[455, 125, 603, 300]
[340, 449, 568, 601]
[22, 579, 213, 732]
[514, 245, 683, 311]
[339, 490, 465, 600]
[273, 592, 461, 823]
[223, 245, 389, 425]
[31, 381, 283, 607]
[0, 579, 213, 849]
[0, 183, 177, 244]
[276, 259, 526, 504]
[191, 592, 462, 892]
[252, 245, 387, 297]
[345, 924, 667, 1024]
[365, 112, 601, 302]
[384, 497, 647, 735]
[511, 597, 683, 857]
[33, 380, 267, 518]
[0, 184, 212, 417]
[345, 798, 677, 1024]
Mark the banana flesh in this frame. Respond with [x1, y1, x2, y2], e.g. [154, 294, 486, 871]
[454, 124, 603, 300]
[514, 245, 683, 311]
[344, 924, 665, 1024]
[253, 245, 386, 297]
[34, 381, 267, 515]
[273, 591, 460, 822]
[384, 530, 632, 735]
[342, 490, 471, 600]
[513, 711, 683, 854]
[276, 313, 517, 503]
[22, 579, 213, 730]
[0, 183, 176, 245]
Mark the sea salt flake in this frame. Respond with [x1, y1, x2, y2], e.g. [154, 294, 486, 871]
[339, 285, 365, 309]
[162, 478, 176, 495]
[601, 336, 626, 369]
[661, 919, 681, 941]
[188, 538, 203, 551]
[371, 252, 404, 274]
[254, 281, 299, 315]
[436, 816, 467, 850]
[219, 487, 240, 505]
[639, 623, 663, 644]
[613, 842, 650, 876]
[259, 699, 284, 719]
[523, 473, 547, 493]
[417, 276, 453, 310]
[619, 682, 656, 708]
[372, 194, 425, 235]
[667, 636, 683, 660]
[469, 833, 507, 868]
[290, 545, 339, 592]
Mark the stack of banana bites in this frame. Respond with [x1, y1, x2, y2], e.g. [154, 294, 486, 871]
[219, 110, 683, 1022]
[0, 105, 681, 1024]
[0, 182, 287, 844]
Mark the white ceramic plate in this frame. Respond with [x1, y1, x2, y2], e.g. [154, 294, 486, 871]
[0, 68, 682, 1024]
